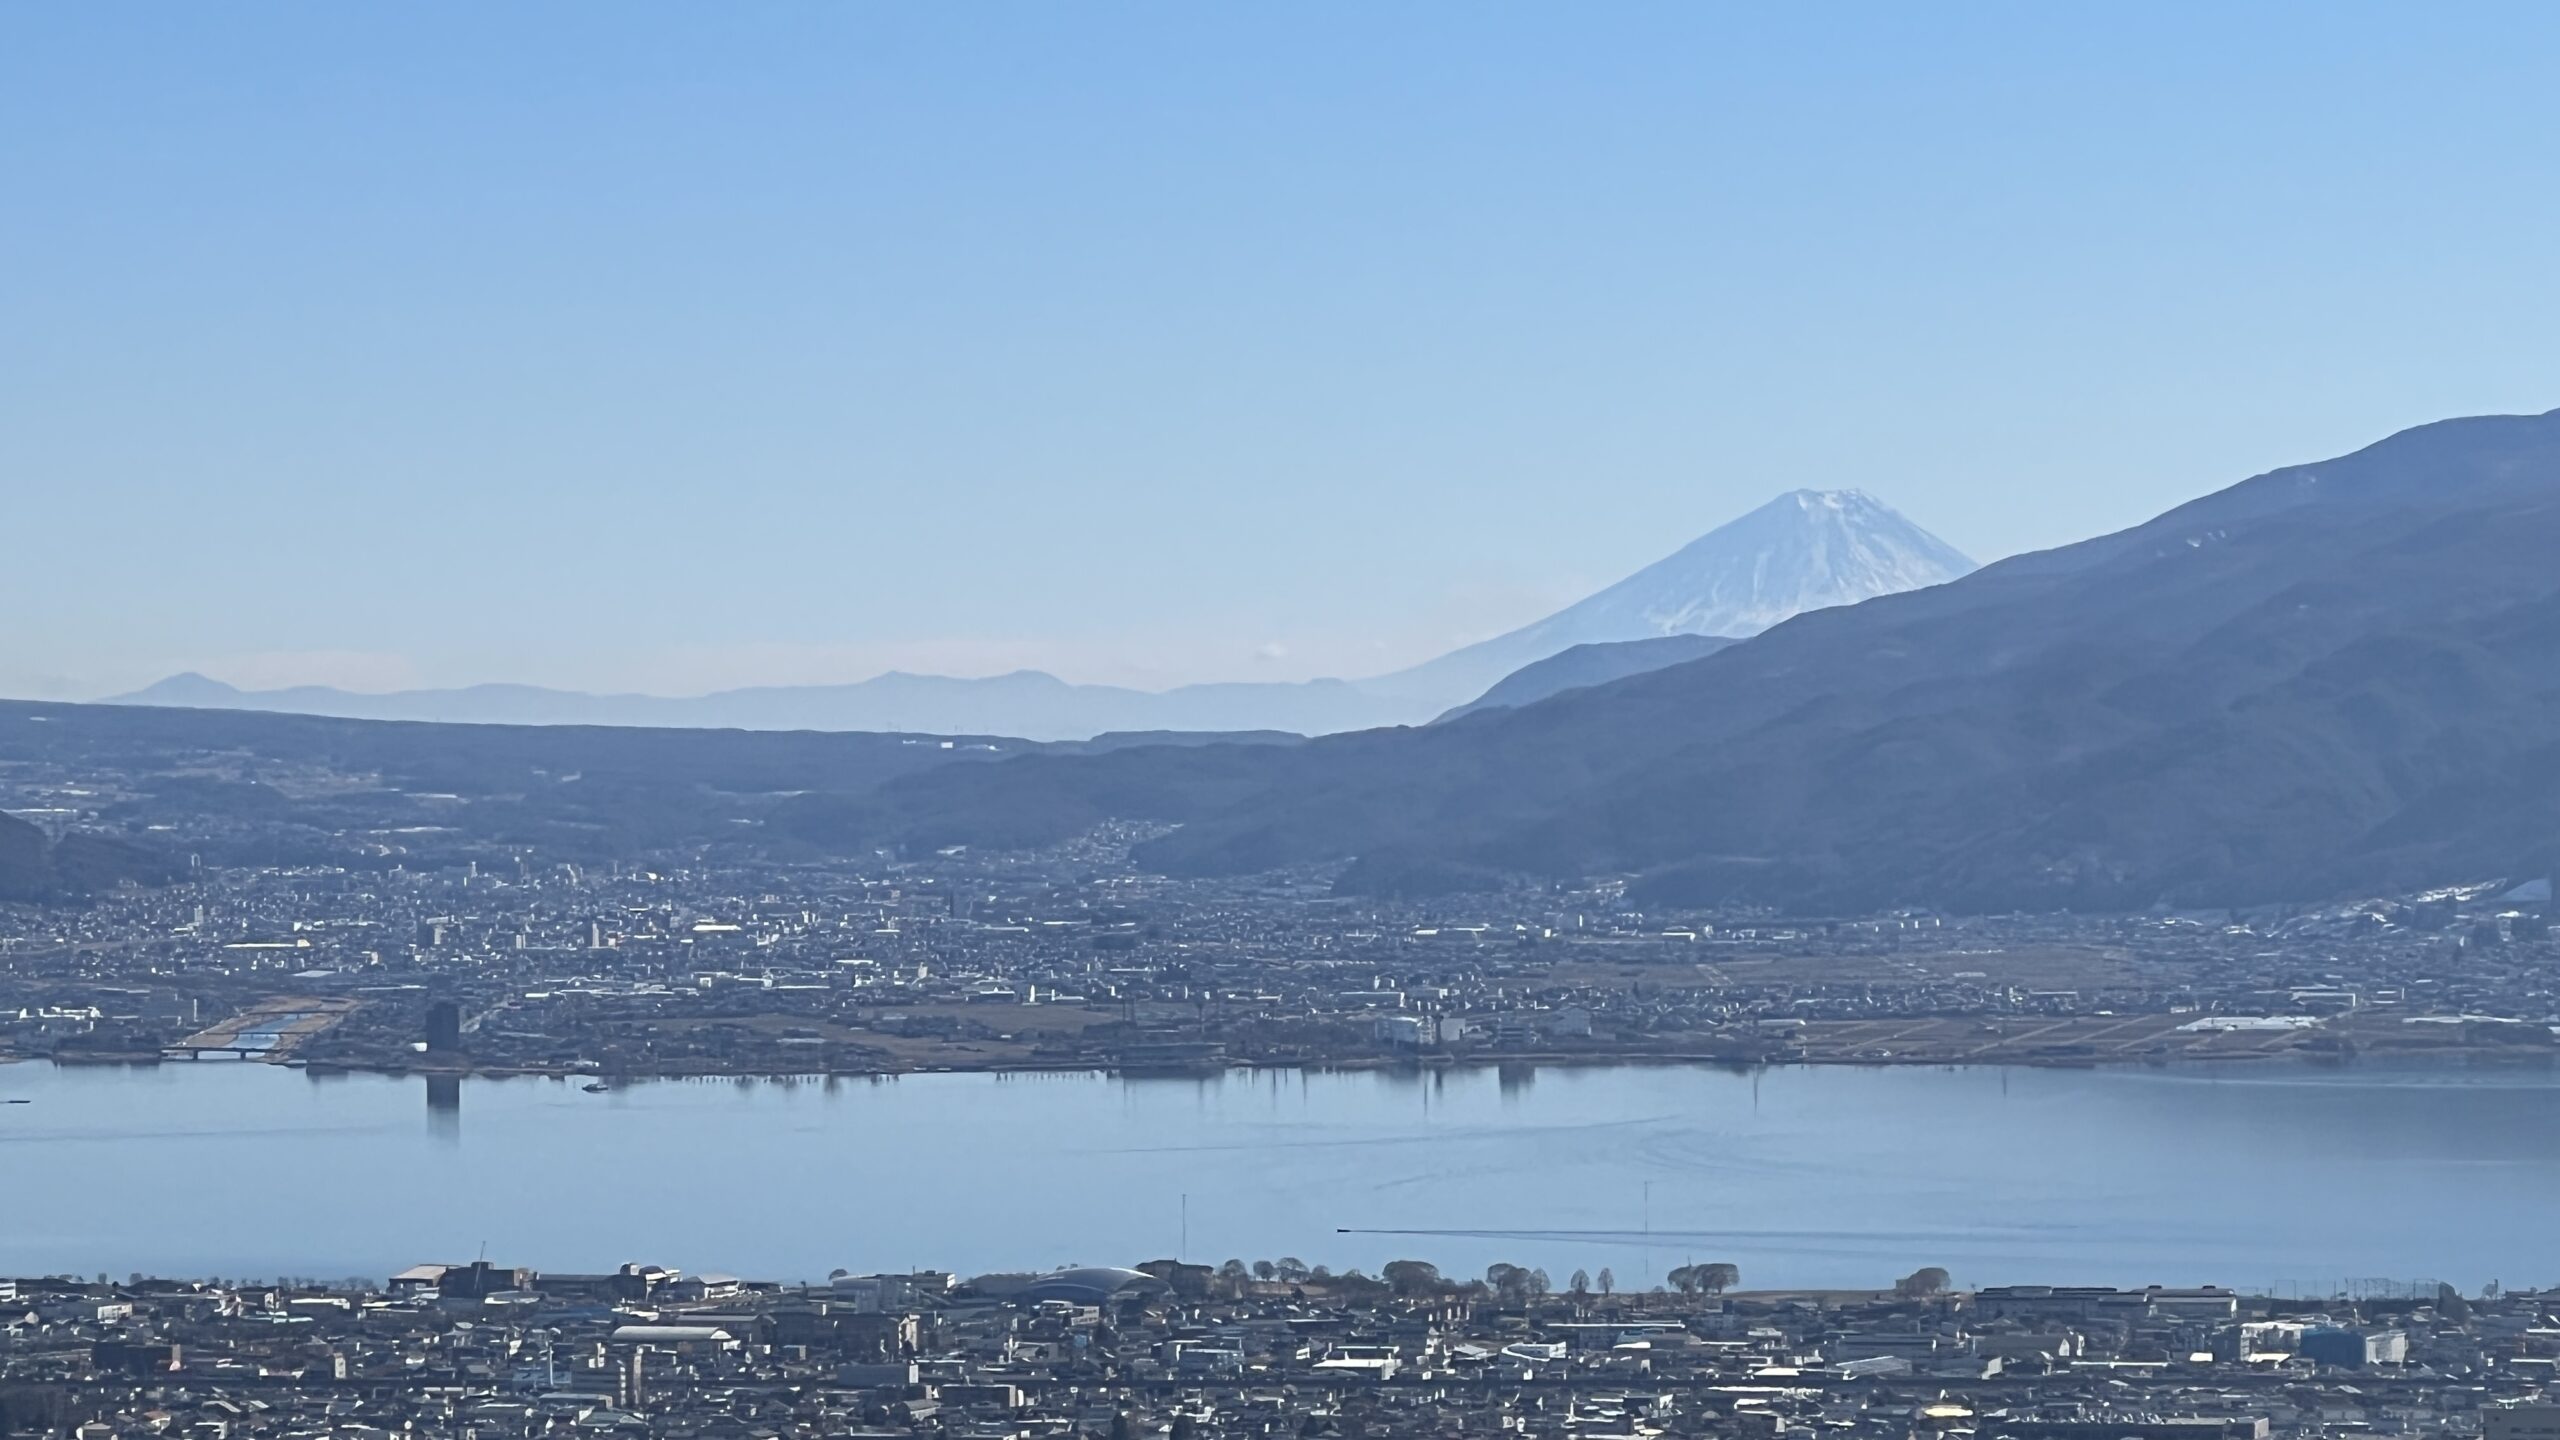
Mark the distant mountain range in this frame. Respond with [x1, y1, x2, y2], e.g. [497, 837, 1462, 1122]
[801, 407, 2560, 911]
[109, 669, 1393, 744]
[106, 489, 1974, 742]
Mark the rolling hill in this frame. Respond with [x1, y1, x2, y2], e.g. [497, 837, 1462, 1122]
[0, 810, 170, 901]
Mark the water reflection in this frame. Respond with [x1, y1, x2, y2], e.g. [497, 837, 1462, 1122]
[424, 1075, 460, 1142]
[12, 1057, 2560, 1288]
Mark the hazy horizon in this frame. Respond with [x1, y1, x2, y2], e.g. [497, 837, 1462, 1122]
[12, 4, 2560, 700]
[106, 483, 1980, 703]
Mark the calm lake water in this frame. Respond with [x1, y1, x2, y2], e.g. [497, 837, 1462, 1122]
[3, 1057, 2553, 1293]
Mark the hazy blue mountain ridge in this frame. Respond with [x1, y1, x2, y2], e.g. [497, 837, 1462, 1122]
[107, 489, 1972, 741]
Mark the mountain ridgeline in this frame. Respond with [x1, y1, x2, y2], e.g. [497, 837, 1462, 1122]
[108, 670, 1399, 745]
[108, 490, 1973, 740]
[797, 408, 2560, 911]
[1436, 634, 1740, 721]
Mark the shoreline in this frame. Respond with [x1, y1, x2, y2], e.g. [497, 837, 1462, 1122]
[7, 1040, 2528, 1084]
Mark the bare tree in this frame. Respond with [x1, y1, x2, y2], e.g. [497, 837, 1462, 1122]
[1597, 1267, 1615, 1296]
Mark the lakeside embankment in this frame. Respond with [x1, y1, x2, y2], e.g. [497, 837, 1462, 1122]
[16, 1033, 2541, 1083]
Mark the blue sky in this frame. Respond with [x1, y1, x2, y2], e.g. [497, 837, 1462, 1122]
[8, 3, 2560, 698]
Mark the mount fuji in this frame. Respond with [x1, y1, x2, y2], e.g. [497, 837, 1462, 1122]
[1374, 489, 1976, 712]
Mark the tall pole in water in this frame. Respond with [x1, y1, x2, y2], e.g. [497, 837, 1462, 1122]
[1642, 1181, 1652, 1286]
[1181, 1193, 1189, 1262]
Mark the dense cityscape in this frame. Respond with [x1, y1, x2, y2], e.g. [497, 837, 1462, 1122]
[5, 813, 2557, 1079]
[9, 1258, 2560, 1440]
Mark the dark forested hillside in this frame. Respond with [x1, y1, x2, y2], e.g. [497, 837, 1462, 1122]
[0, 702, 1056, 878]
[0, 810, 170, 900]
[1437, 634, 1740, 720]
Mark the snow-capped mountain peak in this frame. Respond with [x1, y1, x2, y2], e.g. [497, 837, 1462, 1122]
[1613, 488, 1976, 638]
[1371, 488, 1976, 704]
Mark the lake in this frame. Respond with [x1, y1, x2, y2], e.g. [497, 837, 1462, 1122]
[3, 1057, 2552, 1293]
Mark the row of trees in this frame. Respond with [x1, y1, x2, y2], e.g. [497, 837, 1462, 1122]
[1668, 1263, 1741, 1295]
[1364, 1259, 1742, 1305]
[1156, 1258, 1952, 1305]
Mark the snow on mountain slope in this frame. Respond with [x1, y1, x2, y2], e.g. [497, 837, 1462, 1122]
[1364, 490, 1976, 706]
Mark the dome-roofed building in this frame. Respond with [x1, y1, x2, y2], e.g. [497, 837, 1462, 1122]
[1013, 1267, 1170, 1306]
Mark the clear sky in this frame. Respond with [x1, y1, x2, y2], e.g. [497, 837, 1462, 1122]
[8, 3, 2560, 699]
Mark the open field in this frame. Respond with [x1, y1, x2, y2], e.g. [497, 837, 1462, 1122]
[1769, 1011, 2309, 1064]
[1540, 943, 2191, 994]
